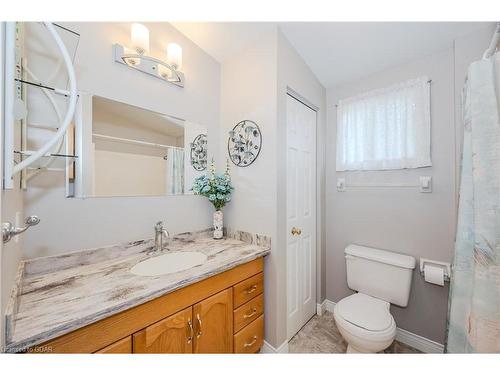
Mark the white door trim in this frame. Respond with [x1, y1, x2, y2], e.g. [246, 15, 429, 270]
[287, 87, 319, 112]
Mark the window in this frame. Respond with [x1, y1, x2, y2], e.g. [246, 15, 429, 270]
[336, 76, 431, 171]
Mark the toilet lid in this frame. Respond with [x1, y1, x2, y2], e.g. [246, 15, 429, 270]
[335, 293, 393, 332]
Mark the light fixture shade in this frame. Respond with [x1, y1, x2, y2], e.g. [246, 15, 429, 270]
[167, 43, 182, 70]
[123, 47, 140, 65]
[157, 64, 171, 79]
[131, 23, 149, 54]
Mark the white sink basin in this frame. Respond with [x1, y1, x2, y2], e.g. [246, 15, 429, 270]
[130, 251, 207, 276]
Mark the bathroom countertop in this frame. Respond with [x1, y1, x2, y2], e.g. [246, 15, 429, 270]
[4, 229, 270, 352]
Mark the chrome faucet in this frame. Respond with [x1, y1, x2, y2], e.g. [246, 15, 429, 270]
[154, 221, 170, 252]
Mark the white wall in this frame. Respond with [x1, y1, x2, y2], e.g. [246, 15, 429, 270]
[22, 22, 221, 258]
[276, 29, 326, 343]
[325, 25, 495, 344]
[220, 27, 279, 346]
[1, 22, 24, 350]
[220, 27, 326, 348]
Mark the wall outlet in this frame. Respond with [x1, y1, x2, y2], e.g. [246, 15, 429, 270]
[337, 177, 346, 192]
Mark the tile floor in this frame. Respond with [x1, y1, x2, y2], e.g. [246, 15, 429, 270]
[288, 312, 421, 353]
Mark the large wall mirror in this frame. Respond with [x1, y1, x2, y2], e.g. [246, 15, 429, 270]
[77, 96, 207, 198]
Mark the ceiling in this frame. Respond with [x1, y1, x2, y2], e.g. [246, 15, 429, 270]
[171, 22, 276, 63]
[172, 22, 490, 87]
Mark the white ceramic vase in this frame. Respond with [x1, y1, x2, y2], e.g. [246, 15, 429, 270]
[213, 210, 223, 239]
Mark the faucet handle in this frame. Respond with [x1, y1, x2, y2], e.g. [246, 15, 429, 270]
[155, 221, 163, 231]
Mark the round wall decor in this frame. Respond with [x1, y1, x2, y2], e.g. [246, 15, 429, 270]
[227, 120, 262, 167]
[190, 133, 207, 171]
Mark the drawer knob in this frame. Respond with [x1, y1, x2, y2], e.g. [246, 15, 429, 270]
[244, 335, 258, 347]
[245, 285, 257, 294]
[243, 307, 258, 319]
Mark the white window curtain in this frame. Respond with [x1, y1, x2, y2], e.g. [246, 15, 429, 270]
[336, 76, 432, 171]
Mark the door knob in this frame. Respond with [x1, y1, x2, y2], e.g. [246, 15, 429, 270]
[291, 227, 302, 236]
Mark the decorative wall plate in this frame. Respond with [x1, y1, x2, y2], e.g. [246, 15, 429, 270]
[227, 120, 262, 167]
[190, 134, 207, 171]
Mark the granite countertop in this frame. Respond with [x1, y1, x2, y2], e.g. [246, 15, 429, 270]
[5, 229, 270, 352]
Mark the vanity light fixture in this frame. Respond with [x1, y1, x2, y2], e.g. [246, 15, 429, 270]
[113, 23, 185, 87]
[131, 23, 149, 55]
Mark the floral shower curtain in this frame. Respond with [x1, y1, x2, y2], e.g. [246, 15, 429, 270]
[446, 52, 500, 353]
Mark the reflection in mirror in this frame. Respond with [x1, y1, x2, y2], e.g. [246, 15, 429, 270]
[190, 134, 207, 171]
[85, 96, 207, 197]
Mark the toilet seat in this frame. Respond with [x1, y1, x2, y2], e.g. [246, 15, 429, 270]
[335, 293, 393, 332]
[333, 293, 397, 352]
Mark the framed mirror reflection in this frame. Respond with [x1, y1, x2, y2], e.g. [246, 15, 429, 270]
[77, 95, 208, 198]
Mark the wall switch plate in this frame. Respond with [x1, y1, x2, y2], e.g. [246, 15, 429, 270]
[337, 177, 346, 192]
[419, 176, 432, 193]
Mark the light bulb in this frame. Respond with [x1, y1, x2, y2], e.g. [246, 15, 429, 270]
[167, 43, 182, 70]
[131, 23, 149, 55]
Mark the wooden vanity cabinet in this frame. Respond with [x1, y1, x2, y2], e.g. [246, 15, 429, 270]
[96, 336, 132, 353]
[132, 289, 233, 354]
[39, 258, 265, 354]
[133, 307, 193, 353]
[192, 288, 233, 353]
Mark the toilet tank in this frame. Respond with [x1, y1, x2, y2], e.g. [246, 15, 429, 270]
[345, 244, 416, 307]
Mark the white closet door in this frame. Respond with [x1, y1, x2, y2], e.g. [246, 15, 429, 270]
[286, 94, 317, 340]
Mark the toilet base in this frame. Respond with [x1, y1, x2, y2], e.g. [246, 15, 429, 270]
[346, 345, 362, 353]
[346, 344, 373, 353]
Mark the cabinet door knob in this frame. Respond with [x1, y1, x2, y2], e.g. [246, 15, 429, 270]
[291, 227, 302, 236]
[187, 318, 193, 343]
[196, 313, 202, 338]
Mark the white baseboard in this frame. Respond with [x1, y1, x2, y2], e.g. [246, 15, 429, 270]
[261, 340, 289, 354]
[395, 328, 444, 354]
[320, 299, 444, 354]
[316, 300, 327, 315]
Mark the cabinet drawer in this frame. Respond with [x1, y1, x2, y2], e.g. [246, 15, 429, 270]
[233, 293, 263, 333]
[233, 273, 263, 308]
[234, 315, 264, 353]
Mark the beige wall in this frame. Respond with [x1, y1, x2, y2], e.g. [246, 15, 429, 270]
[91, 108, 182, 197]
[325, 25, 495, 344]
[93, 150, 167, 196]
[21, 22, 221, 259]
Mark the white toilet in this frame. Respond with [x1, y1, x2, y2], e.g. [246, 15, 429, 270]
[333, 244, 416, 353]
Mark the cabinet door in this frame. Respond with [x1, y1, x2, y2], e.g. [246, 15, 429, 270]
[193, 288, 233, 353]
[95, 336, 132, 354]
[133, 306, 193, 353]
